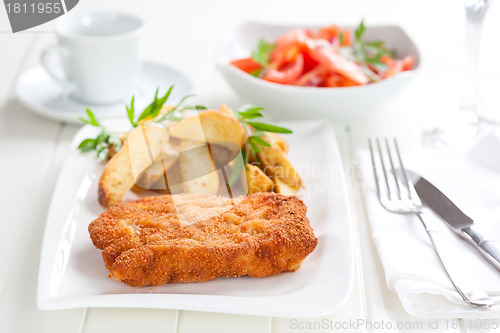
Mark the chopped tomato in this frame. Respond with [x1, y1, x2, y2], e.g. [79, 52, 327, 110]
[230, 58, 262, 74]
[230, 21, 413, 88]
[340, 29, 352, 46]
[380, 55, 414, 78]
[316, 24, 340, 42]
[380, 55, 396, 67]
[324, 74, 342, 87]
[293, 66, 327, 86]
[302, 49, 320, 73]
[401, 56, 414, 71]
[263, 53, 304, 84]
[310, 40, 369, 85]
[271, 29, 312, 61]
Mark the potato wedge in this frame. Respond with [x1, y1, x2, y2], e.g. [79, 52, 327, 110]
[245, 163, 274, 194]
[135, 139, 180, 190]
[179, 139, 220, 195]
[150, 160, 183, 194]
[264, 132, 289, 153]
[137, 104, 174, 125]
[257, 134, 303, 190]
[98, 125, 169, 207]
[169, 110, 248, 148]
[219, 104, 234, 117]
[273, 178, 299, 195]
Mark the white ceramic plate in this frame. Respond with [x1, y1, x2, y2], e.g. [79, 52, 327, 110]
[15, 61, 193, 125]
[215, 21, 420, 121]
[37, 119, 354, 317]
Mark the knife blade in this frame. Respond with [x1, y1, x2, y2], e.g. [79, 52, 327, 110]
[408, 171, 500, 271]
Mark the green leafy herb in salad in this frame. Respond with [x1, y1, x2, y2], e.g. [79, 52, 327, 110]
[351, 19, 395, 81]
[251, 39, 276, 67]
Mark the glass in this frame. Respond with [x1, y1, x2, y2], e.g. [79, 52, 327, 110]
[425, 0, 492, 149]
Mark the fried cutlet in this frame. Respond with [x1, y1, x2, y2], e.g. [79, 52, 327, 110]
[88, 192, 318, 287]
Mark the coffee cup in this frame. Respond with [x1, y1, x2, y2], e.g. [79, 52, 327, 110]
[41, 11, 145, 105]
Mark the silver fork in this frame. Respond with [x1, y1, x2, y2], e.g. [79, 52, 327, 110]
[369, 137, 493, 308]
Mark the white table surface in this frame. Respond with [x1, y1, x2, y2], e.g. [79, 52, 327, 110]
[1, 0, 500, 332]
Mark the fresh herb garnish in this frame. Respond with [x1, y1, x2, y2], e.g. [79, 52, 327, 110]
[251, 39, 276, 67]
[127, 86, 173, 127]
[351, 19, 394, 81]
[250, 68, 263, 77]
[228, 104, 293, 186]
[77, 86, 206, 158]
[153, 94, 207, 123]
[77, 108, 121, 159]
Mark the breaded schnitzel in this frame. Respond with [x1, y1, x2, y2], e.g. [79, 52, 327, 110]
[88, 192, 318, 287]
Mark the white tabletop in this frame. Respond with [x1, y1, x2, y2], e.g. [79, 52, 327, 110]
[1, 0, 500, 332]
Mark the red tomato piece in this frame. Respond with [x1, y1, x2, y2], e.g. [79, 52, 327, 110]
[315, 24, 340, 43]
[272, 29, 311, 60]
[340, 29, 352, 46]
[293, 66, 327, 86]
[310, 40, 369, 85]
[324, 74, 342, 87]
[401, 56, 414, 71]
[263, 53, 304, 84]
[230, 58, 262, 74]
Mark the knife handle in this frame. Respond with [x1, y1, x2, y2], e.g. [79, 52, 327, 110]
[416, 212, 493, 308]
[462, 225, 500, 272]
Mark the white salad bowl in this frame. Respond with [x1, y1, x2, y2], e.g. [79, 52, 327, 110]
[214, 21, 421, 121]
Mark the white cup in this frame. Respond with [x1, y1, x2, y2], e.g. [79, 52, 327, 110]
[41, 11, 145, 105]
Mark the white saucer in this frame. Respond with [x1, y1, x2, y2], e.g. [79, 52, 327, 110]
[15, 61, 194, 125]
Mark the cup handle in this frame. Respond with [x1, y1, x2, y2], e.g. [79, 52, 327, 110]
[41, 45, 73, 92]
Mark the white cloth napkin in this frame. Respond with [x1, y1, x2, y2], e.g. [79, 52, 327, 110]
[358, 141, 500, 318]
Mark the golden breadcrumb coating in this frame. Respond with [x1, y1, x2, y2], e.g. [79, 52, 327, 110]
[88, 192, 318, 287]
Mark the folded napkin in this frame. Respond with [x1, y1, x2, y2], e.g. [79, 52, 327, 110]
[358, 143, 500, 318]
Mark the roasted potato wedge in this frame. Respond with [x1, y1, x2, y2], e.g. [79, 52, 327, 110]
[219, 104, 234, 117]
[98, 125, 169, 207]
[273, 178, 299, 195]
[169, 110, 248, 148]
[257, 134, 303, 190]
[245, 163, 274, 194]
[179, 139, 220, 195]
[135, 139, 180, 190]
[264, 132, 289, 153]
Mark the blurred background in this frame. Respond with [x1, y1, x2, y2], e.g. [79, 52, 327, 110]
[1, 0, 499, 128]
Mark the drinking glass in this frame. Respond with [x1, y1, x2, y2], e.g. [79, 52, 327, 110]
[425, 0, 491, 149]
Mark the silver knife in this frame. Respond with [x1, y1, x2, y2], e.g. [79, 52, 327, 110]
[409, 171, 500, 271]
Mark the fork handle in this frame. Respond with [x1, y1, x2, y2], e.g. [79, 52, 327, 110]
[416, 212, 493, 308]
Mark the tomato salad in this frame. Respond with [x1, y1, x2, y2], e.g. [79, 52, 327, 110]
[230, 20, 414, 87]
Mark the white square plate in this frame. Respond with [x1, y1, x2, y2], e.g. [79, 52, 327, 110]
[37, 119, 354, 317]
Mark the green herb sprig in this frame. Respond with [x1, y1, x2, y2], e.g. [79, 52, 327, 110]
[126, 86, 173, 127]
[77, 108, 122, 159]
[250, 39, 276, 77]
[351, 19, 395, 81]
[228, 104, 292, 186]
[251, 39, 276, 67]
[77, 86, 206, 159]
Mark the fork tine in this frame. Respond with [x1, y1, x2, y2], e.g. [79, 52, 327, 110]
[368, 139, 381, 196]
[384, 137, 402, 200]
[375, 138, 392, 199]
[392, 138, 420, 202]
[369, 138, 386, 201]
